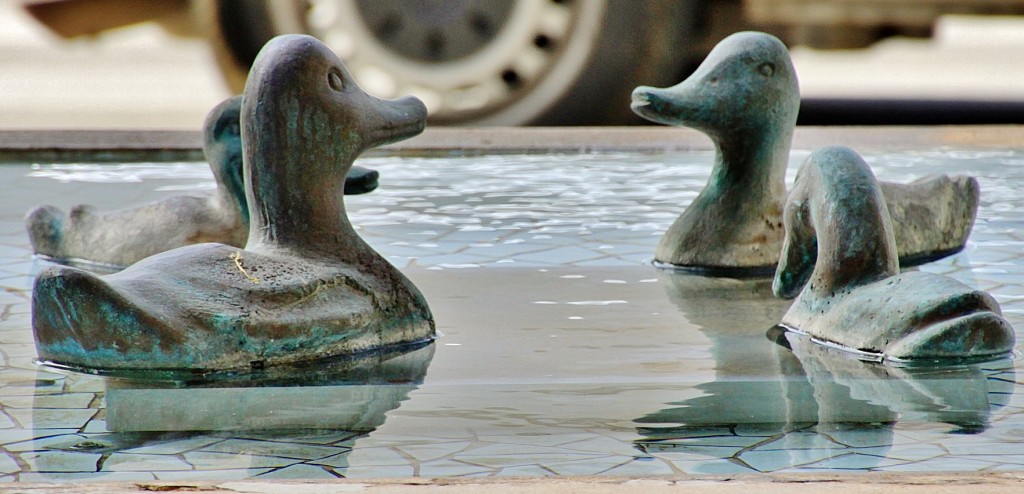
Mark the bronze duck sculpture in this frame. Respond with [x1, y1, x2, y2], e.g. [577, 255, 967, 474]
[631, 31, 978, 276]
[31, 34, 434, 372]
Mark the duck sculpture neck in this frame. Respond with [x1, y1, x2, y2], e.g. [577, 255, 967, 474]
[774, 146, 898, 299]
[242, 40, 417, 264]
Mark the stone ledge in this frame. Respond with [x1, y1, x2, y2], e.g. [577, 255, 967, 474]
[1, 125, 1023, 162]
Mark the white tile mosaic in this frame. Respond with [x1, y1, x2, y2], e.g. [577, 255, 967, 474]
[101, 453, 193, 472]
[396, 442, 473, 462]
[182, 451, 298, 471]
[667, 458, 757, 474]
[256, 463, 341, 479]
[199, 439, 343, 461]
[19, 450, 101, 472]
[154, 468, 274, 480]
[122, 436, 226, 455]
[544, 455, 637, 476]
[416, 459, 494, 477]
[0, 453, 20, 475]
[600, 457, 678, 476]
[739, 448, 846, 472]
[491, 464, 556, 477]
[18, 471, 156, 482]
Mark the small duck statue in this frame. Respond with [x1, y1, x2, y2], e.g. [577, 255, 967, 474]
[31, 34, 435, 372]
[632, 31, 978, 276]
[25, 95, 380, 269]
[773, 146, 1014, 362]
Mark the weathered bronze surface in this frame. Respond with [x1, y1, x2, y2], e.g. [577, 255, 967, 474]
[773, 146, 1013, 361]
[25, 96, 380, 269]
[632, 31, 978, 275]
[31, 35, 434, 372]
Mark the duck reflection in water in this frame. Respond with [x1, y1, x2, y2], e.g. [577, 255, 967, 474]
[633, 273, 1010, 471]
[56, 343, 439, 477]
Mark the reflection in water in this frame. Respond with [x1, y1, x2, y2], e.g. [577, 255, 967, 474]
[637, 272, 795, 426]
[770, 328, 1010, 433]
[18, 343, 434, 481]
[103, 343, 436, 432]
[635, 272, 1010, 469]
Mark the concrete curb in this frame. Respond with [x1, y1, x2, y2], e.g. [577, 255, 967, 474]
[1, 125, 1024, 162]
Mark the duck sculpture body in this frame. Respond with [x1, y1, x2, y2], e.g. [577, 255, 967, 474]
[25, 96, 380, 269]
[31, 34, 434, 372]
[631, 31, 978, 276]
[772, 146, 1013, 361]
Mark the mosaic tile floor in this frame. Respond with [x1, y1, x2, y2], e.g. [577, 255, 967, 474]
[0, 148, 1023, 482]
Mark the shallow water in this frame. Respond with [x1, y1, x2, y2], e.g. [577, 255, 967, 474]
[0, 148, 1023, 481]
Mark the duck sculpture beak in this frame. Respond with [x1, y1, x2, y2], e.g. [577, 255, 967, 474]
[631, 71, 733, 139]
[631, 83, 703, 128]
[631, 31, 799, 142]
[361, 94, 428, 149]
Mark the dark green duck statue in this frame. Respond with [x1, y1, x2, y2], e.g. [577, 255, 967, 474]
[31, 34, 434, 372]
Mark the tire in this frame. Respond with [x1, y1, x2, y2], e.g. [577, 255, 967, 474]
[204, 0, 698, 125]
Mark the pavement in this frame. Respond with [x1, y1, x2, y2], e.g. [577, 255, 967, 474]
[1, 473, 1024, 493]
[0, 0, 230, 130]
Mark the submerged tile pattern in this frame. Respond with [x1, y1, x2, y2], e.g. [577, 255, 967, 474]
[0, 149, 1022, 481]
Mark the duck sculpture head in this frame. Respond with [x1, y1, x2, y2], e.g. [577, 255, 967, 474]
[631, 31, 978, 276]
[773, 146, 1014, 362]
[204, 94, 384, 216]
[31, 34, 434, 372]
[241, 35, 423, 257]
[203, 95, 249, 228]
[632, 32, 798, 275]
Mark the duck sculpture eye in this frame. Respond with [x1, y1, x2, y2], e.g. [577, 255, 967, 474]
[328, 70, 344, 91]
[224, 121, 240, 139]
[757, 62, 775, 77]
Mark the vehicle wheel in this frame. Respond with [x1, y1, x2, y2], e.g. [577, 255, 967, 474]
[204, 0, 698, 125]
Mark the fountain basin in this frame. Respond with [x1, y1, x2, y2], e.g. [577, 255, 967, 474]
[0, 127, 1022, 483]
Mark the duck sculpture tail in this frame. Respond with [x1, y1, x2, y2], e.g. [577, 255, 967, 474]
[880, 175, 979, 266]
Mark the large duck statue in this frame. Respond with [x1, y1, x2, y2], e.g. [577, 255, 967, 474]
[31, 34, 435, 372]
[631, 31, 978, 276]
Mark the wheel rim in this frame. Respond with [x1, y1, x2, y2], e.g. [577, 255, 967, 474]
[292, 0, 606, 125]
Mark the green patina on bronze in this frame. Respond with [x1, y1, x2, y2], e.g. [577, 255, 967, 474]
[631, 31, 979, 276]
[773, 146, 1014, 362]
[24, 95, 381, 270]
[31, 34, 434, 372]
